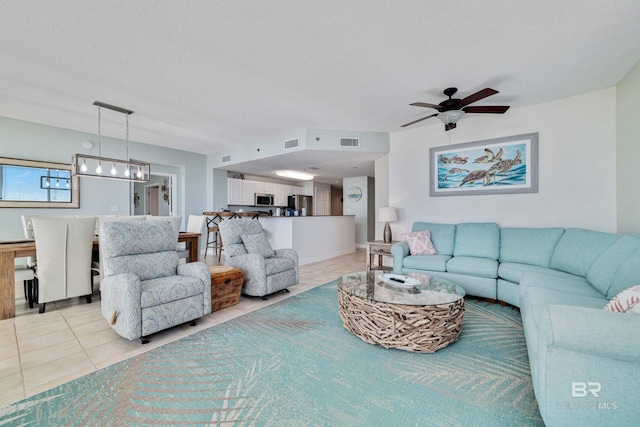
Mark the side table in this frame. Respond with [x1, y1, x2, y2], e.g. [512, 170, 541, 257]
[366, 240, 399, 270]
[209, 266, 244, 311]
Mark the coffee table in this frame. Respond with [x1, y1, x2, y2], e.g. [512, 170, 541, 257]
[337, 270, 465, 353]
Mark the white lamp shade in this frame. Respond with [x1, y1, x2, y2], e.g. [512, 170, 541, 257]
[378, 207, 397, 222]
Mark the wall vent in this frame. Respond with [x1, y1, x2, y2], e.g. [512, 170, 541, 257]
[284, 138, 299, 150]
[339, 137, 360, 148]
[221, 154, 231, 163]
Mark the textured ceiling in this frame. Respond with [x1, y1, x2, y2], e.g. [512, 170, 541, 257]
[1, 1, 639, 159]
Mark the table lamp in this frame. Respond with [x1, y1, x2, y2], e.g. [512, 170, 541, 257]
[378, 207, 398, 243]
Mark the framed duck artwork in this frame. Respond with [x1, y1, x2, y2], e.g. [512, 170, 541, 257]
[429, 133, 538, 197]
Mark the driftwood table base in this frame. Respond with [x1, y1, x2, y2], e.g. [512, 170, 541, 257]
[338, 287, 464, 353]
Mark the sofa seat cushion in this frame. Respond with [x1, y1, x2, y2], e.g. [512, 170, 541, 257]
[446, 256, 498, 279]
[499, 262, 586, 284]
[522, 286, 607, 308]
[520, 272, 604, 299]
[265, 257, 295, 275]
[402, 254, 451, 272]
[141, 275, 205, 308]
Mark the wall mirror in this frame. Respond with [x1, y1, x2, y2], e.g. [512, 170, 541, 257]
[0, 157, 79, 208]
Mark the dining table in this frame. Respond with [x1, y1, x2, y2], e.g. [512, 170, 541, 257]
[0, 231, 201, 320]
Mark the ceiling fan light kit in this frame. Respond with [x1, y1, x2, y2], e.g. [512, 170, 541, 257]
[402, 87, 510, 131]
[438, 109, 465, 125]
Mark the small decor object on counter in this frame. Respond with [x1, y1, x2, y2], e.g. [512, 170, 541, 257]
[209, 266, 244, 311]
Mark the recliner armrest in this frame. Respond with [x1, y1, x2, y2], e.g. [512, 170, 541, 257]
[274, 248, 298, 265]
[178, 261, 212, 314]
[100, 273, 143, 340]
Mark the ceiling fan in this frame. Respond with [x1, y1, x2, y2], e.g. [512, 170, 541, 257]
[401, 87, 510, 131]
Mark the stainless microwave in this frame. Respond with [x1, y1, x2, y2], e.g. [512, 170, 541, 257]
[254, 193, 275, 206]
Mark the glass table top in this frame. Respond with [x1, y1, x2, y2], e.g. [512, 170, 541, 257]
[338, 270, 465, 306]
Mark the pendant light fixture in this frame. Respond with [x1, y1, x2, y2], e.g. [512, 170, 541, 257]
[72, 101, 150, 182]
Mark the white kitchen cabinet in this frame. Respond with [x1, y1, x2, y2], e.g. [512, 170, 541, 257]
[228, 178, 244, 205]
[228, 178, 304, 206]
[241, 180, 256, 205]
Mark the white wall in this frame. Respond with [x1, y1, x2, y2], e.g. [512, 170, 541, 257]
[343, 176, 375, 245]
[388, 88, 617, 236]
[616, 58, 640, 235]
[374, 154, 390, 240]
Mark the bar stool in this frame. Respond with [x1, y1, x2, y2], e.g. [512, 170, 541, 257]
[203, 212, 222, 261]
[204, 211, 236, 262]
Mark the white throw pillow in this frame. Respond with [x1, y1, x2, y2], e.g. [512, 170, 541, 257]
[603, 285, 640, 314]
[402, 230, 438, 255]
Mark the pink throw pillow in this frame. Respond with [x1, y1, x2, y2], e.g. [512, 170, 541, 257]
[402, 230, 438, 255]
[604, 285, 640, 314]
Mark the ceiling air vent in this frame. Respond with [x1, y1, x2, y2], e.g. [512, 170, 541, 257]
[284, 138, 299, 150]
[339, 137, 360, 148]
[221, 154, 231, 163]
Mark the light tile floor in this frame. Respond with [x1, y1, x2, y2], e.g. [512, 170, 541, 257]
[0, 249, 366, 408]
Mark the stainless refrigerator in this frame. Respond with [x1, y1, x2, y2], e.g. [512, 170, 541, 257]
[288, 195, 313, 216]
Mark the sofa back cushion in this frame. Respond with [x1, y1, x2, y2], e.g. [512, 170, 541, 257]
[411, 222, 456, 256]
[453, 223, 500, 260]
[605, 247, 640, 299]
[100, 220, 179, 280]
[586, 235, 640, 296]
[550, 228, 620, 278]
[500, 227, 565, 267]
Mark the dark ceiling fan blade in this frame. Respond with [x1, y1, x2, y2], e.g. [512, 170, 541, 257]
[460, 88, 498, 107]
[463, 105, 510, 114]
[401, 113, 439, 127]
[445, 123, 457, 131]
[410, 102, 441, 109]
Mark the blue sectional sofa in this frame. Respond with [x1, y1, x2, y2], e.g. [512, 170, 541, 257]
[391, 222, 640, 426]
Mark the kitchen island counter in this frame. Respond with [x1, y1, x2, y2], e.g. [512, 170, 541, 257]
[258, 215, 355, 265]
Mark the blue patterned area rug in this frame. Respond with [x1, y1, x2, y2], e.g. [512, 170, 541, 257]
[0, 281, 543, 426]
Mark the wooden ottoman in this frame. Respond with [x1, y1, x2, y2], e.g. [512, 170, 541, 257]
[209, 266, 244, 311]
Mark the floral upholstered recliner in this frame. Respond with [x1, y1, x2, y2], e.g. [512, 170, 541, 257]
[218, 218, 298, 298]
[99, 220, 211, 342]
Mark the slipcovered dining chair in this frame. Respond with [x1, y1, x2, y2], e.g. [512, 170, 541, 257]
[20, 215, 37, 268]
[218, 218, 298, 298]
[178, 214, 205, 262]
[99, 220, 211, 342]
[31, 216, 97, 313]
[15, 260, 35, 302]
